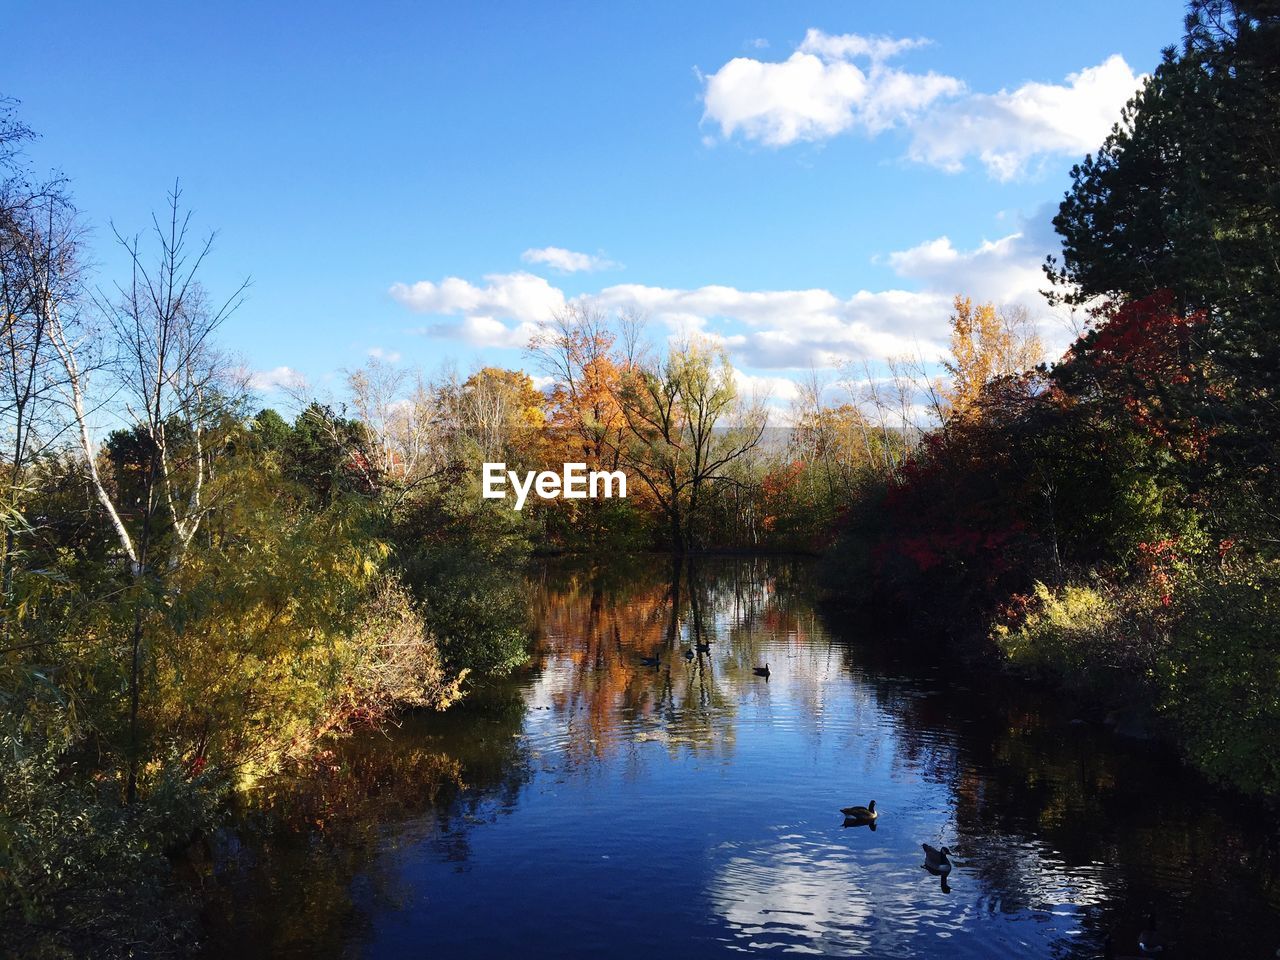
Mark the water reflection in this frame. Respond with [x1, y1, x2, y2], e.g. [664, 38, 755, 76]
[206, 557, 1280, 959]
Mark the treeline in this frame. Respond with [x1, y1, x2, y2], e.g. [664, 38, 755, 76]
[825, 1, 1280, 798]
[288, 304, 927, 558]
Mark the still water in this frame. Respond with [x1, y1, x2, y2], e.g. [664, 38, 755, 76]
[209, 558, 1280, 958]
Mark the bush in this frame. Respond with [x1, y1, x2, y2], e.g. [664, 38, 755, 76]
[992, 568, 1179, 702]
[336, 576, 465, 723]
[1156, 557, 1280, 797]
[994, 580, 1125, 690]
[0, 736, 223, 959]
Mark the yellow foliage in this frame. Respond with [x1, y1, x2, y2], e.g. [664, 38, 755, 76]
[147, 462, 458, 789]
[943, 296, 1043, 422]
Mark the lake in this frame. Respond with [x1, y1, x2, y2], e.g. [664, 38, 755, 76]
[206, 557, 1280, 958]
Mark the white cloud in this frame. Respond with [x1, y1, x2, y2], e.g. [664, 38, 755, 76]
[887, 233, 1045, 305]
[389, 271, 564, 322]
[700, 28, 961, 146]
[700, 30, 1144, 180]
[249, 366, 306, 392]
[798, 29, 928, 64]
[593, 282, 949, 368]
[367, 346, 402, 363]
[907, 54, 1144, 180]
[521, 246, 620, 273]
[732, 367, 802, 404]
[390, 207, 1076, 370]
[389, 271, 565, 347]
[886, 209, 1081, 357]
[394, 269, 951, 369]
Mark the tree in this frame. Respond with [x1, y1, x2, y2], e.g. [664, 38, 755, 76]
[0, 110, 81, 606]
[530, 302, 629, 472]
[47, 183, 246, 800]
[343, 357, 446, 505]
[616, 340, 766, 552]
[442, 366, 548, 466]
[942, 297, 1043, 423]
[1047, 1, 1279, 515]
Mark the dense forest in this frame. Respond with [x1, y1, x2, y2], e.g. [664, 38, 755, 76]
[1, 0, 1277, 956]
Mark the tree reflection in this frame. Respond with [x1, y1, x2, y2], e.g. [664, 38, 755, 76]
[819, 612, 1280, 958]
[202, 558, 1280, 959]
[202, 681, 533, 958]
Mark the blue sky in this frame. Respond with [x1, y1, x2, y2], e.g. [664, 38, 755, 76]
[5, 1, 1184, 406]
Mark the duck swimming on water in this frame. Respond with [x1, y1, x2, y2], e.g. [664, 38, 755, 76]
[753, 664, 771, 678]
[921, 843, 952, 875]
[840, 799, 877, 821]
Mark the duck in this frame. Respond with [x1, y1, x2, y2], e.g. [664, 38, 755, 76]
[1137, 915, 1166, 955]
[695, 641, 711, 654]
[753, 664, 771, 678]
[921, 843, 952, 875]
[683, 648, 695, 661]
[840, 799, 877, 821]
[639, 654, 661, 668]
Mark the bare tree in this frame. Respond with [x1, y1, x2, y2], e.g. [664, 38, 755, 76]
[0, 169, 80, 599]
[48, 182, 246, 801]
[343, 357, 448, 503]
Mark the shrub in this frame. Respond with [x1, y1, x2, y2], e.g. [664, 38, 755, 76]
[334, 576, 465, 724]
[0, 736, 223, 959]
[1156, 557, 1280, 797]
[994, 580, 1123, 687]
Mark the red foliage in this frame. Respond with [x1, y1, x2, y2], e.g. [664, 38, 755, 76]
[1136, 538, 1181, 604]
[1070, 290, 1210, 454]
[995, 590, 1036, 631]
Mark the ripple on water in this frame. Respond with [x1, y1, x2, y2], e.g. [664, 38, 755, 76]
[209, 558, 1280, 960]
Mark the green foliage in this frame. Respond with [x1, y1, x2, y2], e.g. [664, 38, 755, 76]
[1, 419, 477, 949]
[1156, 557, 1280, 796]
[405, 539, 531, 678]
[0, 734, 223, 959]
[249, 407, 291, 454]
[1050, 1, 1280, 522]
[389, 463, 534, 678]
[153, 459, 394, 784]
[994, 581, 1128, 690]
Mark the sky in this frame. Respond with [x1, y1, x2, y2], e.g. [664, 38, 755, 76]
[4, 1, 1186, 412]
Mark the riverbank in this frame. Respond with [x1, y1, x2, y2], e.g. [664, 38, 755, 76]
[821, 546, 1280, 804]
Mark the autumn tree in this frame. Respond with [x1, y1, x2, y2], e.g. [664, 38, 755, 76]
[942, 297, 1043, 422]
[529, 302, 629, 472]
[616, 340, 766, 552]
[436, 366, 547, 466]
